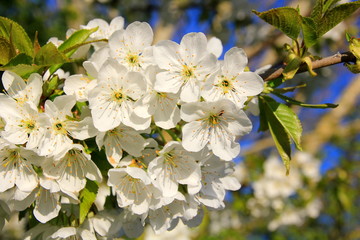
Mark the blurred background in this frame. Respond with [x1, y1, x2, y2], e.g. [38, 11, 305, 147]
[0, 0, 359, 239]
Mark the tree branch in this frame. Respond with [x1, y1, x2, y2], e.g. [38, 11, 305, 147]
[260, 51, 357, 82]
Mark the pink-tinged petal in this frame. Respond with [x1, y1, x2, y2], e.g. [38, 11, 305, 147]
[223, 47, 248, 75]
[182, 121, 209, 152]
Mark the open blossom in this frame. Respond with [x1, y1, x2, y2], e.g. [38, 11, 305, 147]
[108, 166, 154, 215]
[0, 145, 40, 193]
[147, 141, 201, 198]
[153, 32, 218, 103]
[133, 66, 181, 129]
[42, 144, 102, 193]
[96, 124, 147, 167]
[38, 95, 96, 159]
[181, 99, 252, 160]
[88, 59, 148, 132]
[63, 74, 97, 102]
[202, 47, 264, 108]
[0, 98, 45, 150]
[1, 71, 43, 107]
[109, 21, 154, 71]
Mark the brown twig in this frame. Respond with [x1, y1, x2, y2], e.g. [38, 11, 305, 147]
[260, 51, 357, 81]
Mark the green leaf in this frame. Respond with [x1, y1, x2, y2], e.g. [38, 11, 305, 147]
[0, 64, 42, 78]
[323, 0, 342, 13]
[79, 180, 99, 225]
[301, 17, 318, 48]
[262, 96, 303, 151]
[272, 92, 338, 108]
[258, 97, 269, 132]
[263, 98, 292, 175]
[0, 17, 33, 57]
[253, 7, 302, 40]
[48, 27, 97, 75]
[318, 1, 360, 37]
[58, 27, 97, 56]
[3, 53, 33, 67]
[0, 37, 13, 65]
[282, 56, 302, 80]
[310, 0, 324, 22]
[34, 42, 69, 66]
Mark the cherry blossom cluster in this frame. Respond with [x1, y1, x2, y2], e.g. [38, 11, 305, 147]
[0, 16, 264, 238]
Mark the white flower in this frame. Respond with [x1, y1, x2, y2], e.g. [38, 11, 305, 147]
[109, 21, 154, 71]
[148, 192, 188, 234]
[0, 98, 45, 150]
[133, 66, 181, 129]
[0, 146, 40, 193]
[192, 155, 241, 209]
[202, 47, 264, 108]
[63, 74, 97, 102]
[32, 178, 64, 223]
[38, 95, 96, 159]
[181, 99, 252, 160]
[207, 37, 223, 58]
[148, 141, 201, 198]
[108, 166, 153, 215]
[50, 227, 96, 240]
[153, 32, 218, 102]
[1, 71, 43, 106]
[83, 47, 110, 79]
[82, 16, 125, 50]
[88, 59, 147, 132]
[96, 124, 147, 167]
[42, 144, 102, 193]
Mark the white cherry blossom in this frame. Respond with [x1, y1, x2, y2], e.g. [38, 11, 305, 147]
[1, 71, 43, 107]
[133, 66, 181, 129]
[181, 99, 252, 160]
[109, 21, 154, 71]
[153, 32, 218, 102]
[108, 166, 153, 215]
[0, 145, 40, 193]
[42, 144, 102, 193]
[88, 59, 147, 132]
[202, 47, 264, 108]
[96, 124, 147, 167]
[147, 141, 201, 197]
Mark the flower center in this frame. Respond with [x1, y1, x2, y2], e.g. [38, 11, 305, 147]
[126, 53, 140, 68]
[53, 121, 67, 134]
[208, 110, 224, 126]
[112, 90, 125, 103]
[181, 65, 195, 81]
[20, 119, 37, 133]
[217, 76, 234, 94]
